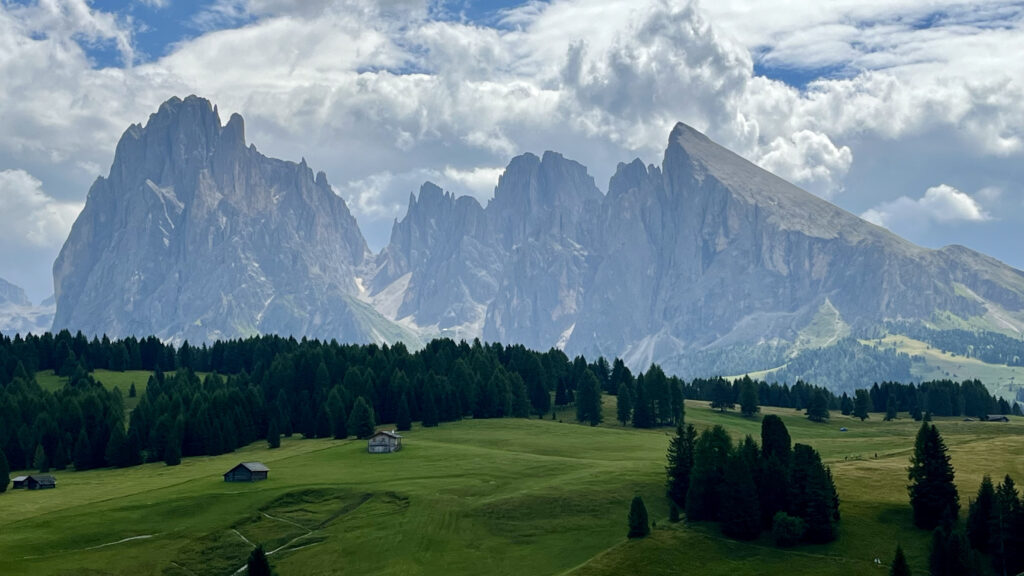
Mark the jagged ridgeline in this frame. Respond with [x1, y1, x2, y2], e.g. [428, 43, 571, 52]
[51, 96, 1024, 390]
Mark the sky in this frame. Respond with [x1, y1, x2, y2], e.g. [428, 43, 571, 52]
[1, 0, 1023, 303]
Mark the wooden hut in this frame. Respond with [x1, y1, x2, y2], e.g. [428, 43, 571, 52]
[367, 430, 403, 453]
[26, 475, 56, 490]
[223, 462, 270, 482]
[11, 476, 28, 489]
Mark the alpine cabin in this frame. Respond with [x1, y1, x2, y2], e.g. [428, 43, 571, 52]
[26, 475, 56, 490]
[368, 430, 403, 453]
[223, 462, 270, 482]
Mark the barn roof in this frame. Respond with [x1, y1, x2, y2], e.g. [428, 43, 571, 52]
[987, 415, 1010, 421]
[28, 474, 56, 486]
[240, 462, 269, 472]
[12, 476, 27, 482]
[370, 430, 403, 439]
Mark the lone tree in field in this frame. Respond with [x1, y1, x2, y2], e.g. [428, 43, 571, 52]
[890, 544, 911, 576]
[908, 422, 958, 530]
[854, 389, 871, 421]
[0, 447, 9, 493]
[665, 423, 697, 507]
[247, 544, 274, 576]
[349, 397, 377, 439]
[627, 495, 650, 538]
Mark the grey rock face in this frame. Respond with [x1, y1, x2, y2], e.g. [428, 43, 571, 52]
[53, 95, 382, 343]
[373, 122, 1024, 370]
[0, 278, 54, 335]
[0, 277, 31, 308]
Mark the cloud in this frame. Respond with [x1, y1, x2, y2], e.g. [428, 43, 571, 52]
[442, 166, 504, 200]
[0, 169, 83, 249]
[861, 184, 990, 231]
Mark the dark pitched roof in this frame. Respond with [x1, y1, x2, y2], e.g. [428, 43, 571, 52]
[225, 462, 270, 475]
[987, 415, 1010, 421]
[28, 474, 56, 486]
[370, 430, 403, 439]
[11, 475, 27, 482]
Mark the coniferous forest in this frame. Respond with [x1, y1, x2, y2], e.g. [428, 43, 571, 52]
[0, 330, 1018, 475]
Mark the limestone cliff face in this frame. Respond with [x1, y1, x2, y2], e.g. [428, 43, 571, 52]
[373, 122, 1024, 369]
[52, 96, 377, 342]
[52, 97, 1024, 374]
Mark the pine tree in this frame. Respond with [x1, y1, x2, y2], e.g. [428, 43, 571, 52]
[991, 475, 1022, 576]
[349, 397, 377, 439]
[314, 405, 331, 438]
[105, 424, 128, 468]
[740, 378, 760, 417]
[686, 425, 732, 521]
[720, 449, 762, 540]
[966, 475, 994, 553]
[129, 382, 137, 398]
[575, 370, 603, 426]
[34, 444, 49, 473]
[616, 383, 633, 426]
[806, 390, 830, 422]
[632, 377, 654, 429]
[327, 389, 347, 439]
[885, 395, 898, 421]
[665, 423, 697, 507]
[73, 429, 92, 471]
[422, 390, 439, 428]
[246, 544, 274, 576]
[760, 415, 791, 462]
[266, 419, 281, 449]
[930, 513, 974, 576]
[396, 394, 412, 431]
[854, 389, 871, 421]
[627, 495, 650, 539]
[710, 379, 734, 412]
[0, 448, 9, 493]
[164, 441, 181, 466]
[890, 544, 911, 576]
[789, 444, 838, 543]
[908, 422, 958, 530]
[840, 393, 853, 416]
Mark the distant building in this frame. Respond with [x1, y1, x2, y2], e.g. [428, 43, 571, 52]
[986, 415, 1010, 422]
[368, 430, 403, 454]
[223, 462, 270, 482]
[11, 476, 28, 489]
[26, 475, 56, 490]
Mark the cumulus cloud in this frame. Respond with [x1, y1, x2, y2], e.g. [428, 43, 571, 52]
[0, 169, 83, 249]
[861, 184, 990, 231]
[1, 0, 1024, 296]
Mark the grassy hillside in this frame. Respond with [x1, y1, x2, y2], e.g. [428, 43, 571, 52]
[1, 402, 1022, 576]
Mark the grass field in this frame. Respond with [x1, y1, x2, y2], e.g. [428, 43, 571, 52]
[2, 400, 1022, 576]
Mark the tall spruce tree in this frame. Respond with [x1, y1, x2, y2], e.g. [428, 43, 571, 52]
[686, 425, 733, 521]
[740, 378, 760, 417]
[422, 390, 440, 428]
[616, 383, 633, 426]
[665, 423, 697, 507]
[966, 475, 994, 553]
[885, 395, 898, 421]
[575, 370, 603, 426]
[840, 393, 853, 416]
[908, 422, 958, 530]
[806, 390, 830, 422]
[720, 449, 762, 540]
[759, 416, 793, 527]
[890, 544, 911, 576]
[789, 444, 839, 543]
[396, 394, 412, 431]
[73, 429, 91, 471]
[327, 389, 347, 439]
[349, 397, 377, 439]
[632, 377, 654, 428]
[266, 419, 281, 449]
[246, 544, 274, 576]
[710, 379, 734, 412]
[627, 495, 650, 539]
[854, 389, 871, 421]
[991, 475, 1023, 576]
[0, 447, 9, 493]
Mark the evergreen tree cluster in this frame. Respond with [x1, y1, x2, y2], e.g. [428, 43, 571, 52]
[667, 415, 839, 544]
[889, 321, 1024, 366]
[964, 473, 1024, 575]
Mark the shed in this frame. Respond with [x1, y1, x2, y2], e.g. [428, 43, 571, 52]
[986, 415, 1010, 422]
[223, 462, 270, 482]
[368, 430, 403, 454]
[26, 475, 56, 490]
[11, 475, 28, 489]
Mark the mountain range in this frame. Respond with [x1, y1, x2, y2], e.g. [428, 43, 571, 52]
[46, 96, 1024, 390]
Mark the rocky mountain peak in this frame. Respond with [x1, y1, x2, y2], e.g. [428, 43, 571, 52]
[0, 277, 30, 308]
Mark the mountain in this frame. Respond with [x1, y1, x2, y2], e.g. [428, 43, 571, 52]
[0, 278, 54, 335]
[52, 95, 415, 344]
[370, 123, 1024, 385]
[51, 96, 1024, 389]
